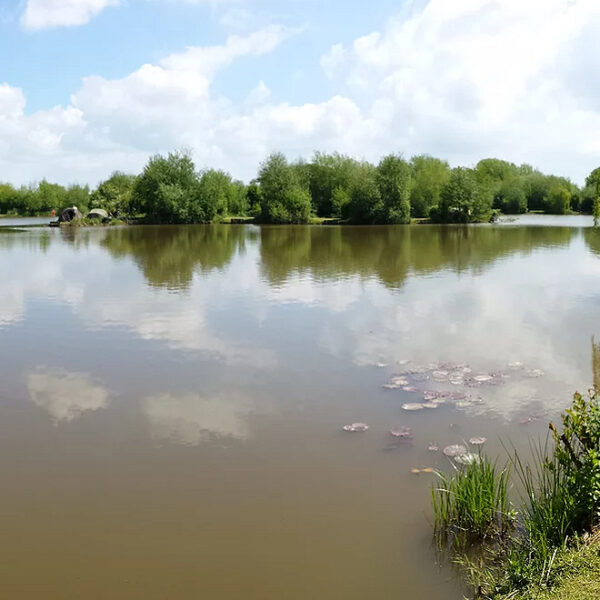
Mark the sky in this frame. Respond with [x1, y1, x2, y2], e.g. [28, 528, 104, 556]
[0, 0, 599, 186]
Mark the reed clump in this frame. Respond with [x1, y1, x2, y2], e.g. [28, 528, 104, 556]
[432, 455, 513, 551]
[431, 391, 600, 599]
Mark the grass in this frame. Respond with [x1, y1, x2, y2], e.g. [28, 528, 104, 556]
[432, 454, 513, 551]
[430, 392, 600, 599]
[59, 217, 126, 227]
[501, 533, 600, 599]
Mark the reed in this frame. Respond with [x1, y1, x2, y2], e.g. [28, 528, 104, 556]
[432, 454, 513, 551]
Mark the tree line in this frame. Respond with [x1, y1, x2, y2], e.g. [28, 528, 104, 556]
[2, 151, 600, 224]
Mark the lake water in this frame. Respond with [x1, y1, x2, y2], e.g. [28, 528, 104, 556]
[1, 219, 599, 599]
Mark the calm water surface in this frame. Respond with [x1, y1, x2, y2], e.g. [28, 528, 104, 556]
[1, 220, 599, 599]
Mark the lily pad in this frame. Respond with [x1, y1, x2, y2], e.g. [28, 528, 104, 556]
[525, 369, 544, 378]
[455, 401, 473, 409]
[448, 377, 465, 386]
[432, 370, 449, 381]
[343, 423, 369, 432]
[422, 402, 440, 409]
[454, 453, 481, 465]
[443, 444, 468, 457]
[473, 374, 493, 383]
[390, 426, 413, 438]
[402, 386, 420, 393]
[469, 436, 487, 445]
[411, 373, 430, 382]
[402, 403, 425, 411]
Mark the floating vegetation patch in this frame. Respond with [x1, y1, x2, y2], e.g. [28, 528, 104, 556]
[390, 426, 412, 438]
[443, 444, 468, 458]
[454, 452, 481, 465]
[342, 422, 369, 432]
[469, 436, 487, 446]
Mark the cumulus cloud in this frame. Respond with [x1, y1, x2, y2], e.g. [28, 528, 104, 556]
[22, 0, 120, 30]
[26, 368, 110, 423]
[320, 0, 600, 179]
[142, 393, 253, 445]
[21, 0, 244, 31]
[4, 0, 600, 184]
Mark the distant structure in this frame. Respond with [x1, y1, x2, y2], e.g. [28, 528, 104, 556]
[58, 206, 83, 223]
[87, 208, 109, 221]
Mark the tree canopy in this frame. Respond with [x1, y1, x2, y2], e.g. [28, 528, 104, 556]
[1, 150, 597, 225]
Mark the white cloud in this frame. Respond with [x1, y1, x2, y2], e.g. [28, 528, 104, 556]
[26, 368, 110, 423]
[320, 0, 600, 179]
[21, 0, 246, 31]
[22, 0, 120, 30]
[4, 1, 600, 184]
[142, 392, 253, 445]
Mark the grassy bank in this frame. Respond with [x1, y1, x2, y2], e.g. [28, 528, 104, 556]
[432, 391, 600, 599]
[54, 217, 126, 227]
[508, 533, 600, 599]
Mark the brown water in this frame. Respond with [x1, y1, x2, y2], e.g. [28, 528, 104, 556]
[0, 219, 599, 599]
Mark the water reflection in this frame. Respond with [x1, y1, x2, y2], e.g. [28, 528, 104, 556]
[259, 225, 574, 288]
[584, 228, 600, 258]
[0, 219, 599, 600]
[593, 337, 600, 391]
[142, 393, 253, 445]
[26, 368, 110, 423]
[101, 225, 248, 289]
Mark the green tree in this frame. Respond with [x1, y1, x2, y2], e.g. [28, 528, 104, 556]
[246, 181, 262, 217]
[546, 184, 571, 215]
[331, 186, 350, 218]
[497, 178, 527, 214]
[132, 151, 201, 223]
[258, 152, 311, 224]
[409, 155, 450, 218]
[586, 168, 600, 225]
[309, 152, 361, 217]
[437, 168, 494, 223]
[228, 180, 248, 216]
[196, 169, 233, 220]
[377, 154, 411, 224]
[475, 158, 518, 182]
[91, 172, 136, 216]
[344, 164, 382, 224]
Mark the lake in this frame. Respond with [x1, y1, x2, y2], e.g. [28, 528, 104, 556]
[0, 218, 599, 599]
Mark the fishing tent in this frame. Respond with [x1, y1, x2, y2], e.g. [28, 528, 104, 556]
[58, 206, 83, 223]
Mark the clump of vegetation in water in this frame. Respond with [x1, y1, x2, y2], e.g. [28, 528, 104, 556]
[433, 391, 600, 599]
[432, 454, 513, 552]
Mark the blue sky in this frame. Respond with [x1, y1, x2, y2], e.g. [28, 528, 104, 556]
[2, 0, 405, 110]
[0, 0, 599, 185]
